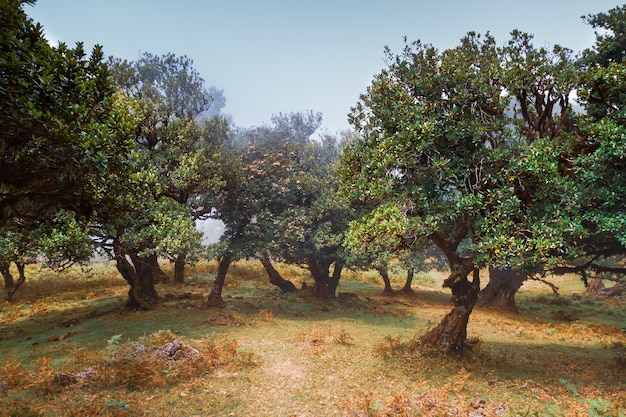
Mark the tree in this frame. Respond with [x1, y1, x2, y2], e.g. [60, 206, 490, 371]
[93, 53, 229, 309]
[262, 130, 351, 299]
[0, 0, 132, 229]
[477, 31, 579, 312]
[0, 209, 94, 301]
[205, 113, 353, 304]
[341, 32, 581, 351]
[108, 54, 229, 285]
[552, 5, 626, 293]
[205, 117, 315, 306]
[1, 1, 136, 302]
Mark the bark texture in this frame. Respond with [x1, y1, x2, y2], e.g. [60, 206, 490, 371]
[207, 255, 232, 307]
[259, 257, 296, 293]
[477, 267, 527, 313]
[3, 261, 26, 301]
[307, 254, 340, 299]
[420, 267, 480, 352]
[584, 278, 626, 298]
[1, 263, 14, 289]
[377, 267, 393, 294]
[401, 269, 414, 293]
[173, 253, 186, 284]
[113, 242, 160, 309]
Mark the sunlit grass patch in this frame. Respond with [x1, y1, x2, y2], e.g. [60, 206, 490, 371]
[294, 325, 353, 351]
[5, 262, 126, 304]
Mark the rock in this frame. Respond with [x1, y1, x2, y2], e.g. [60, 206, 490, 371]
[473, 397, 486, 409]
[150, 339, 199, 362]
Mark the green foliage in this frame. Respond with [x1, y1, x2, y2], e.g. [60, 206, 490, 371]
[90, 51, 233, 296]
[554, 5, 626, 281]
[215, 114, 348, 265]
[0, 0, 134, 228]
[341, 31, 581, 277]
[585, 397, 612, 417]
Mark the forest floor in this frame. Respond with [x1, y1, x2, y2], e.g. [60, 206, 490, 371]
[0, 260, 624, 416]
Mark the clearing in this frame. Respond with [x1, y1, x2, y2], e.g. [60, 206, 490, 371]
[0, 261, 624, 416]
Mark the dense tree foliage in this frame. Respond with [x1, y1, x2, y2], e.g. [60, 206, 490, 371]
[341, 31, 585, 350]
[1, 0, 135, 299]
[206, 112, 352, 304]
[553, 5, 626, 288]
[93, 53, 231, 308]
[0, 0, 133, 228]
[266, 131, 351, 298]
[3, 1, 625, 357]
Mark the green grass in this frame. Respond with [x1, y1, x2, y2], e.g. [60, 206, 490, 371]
[0, 261, 624, 416]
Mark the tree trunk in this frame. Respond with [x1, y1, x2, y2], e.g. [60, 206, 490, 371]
[401, 269, 414, 293]
[601, 282, 626, 297]
[259, 256, 296, 292]
[308, 254, 334, 299]
[5, 262, 26, 302]
[377, 267, 393, 294]
[113, 243, 159, 309]
[585, 278, 626, 298]
[584, 277, 605, 296]
[145, 255, 168, 283]
[420, 267, 480, 352]
[477, 267, 526, 313]
[207, 254, 232, 307]
[173, 252, 186, 284]
[1, 262, 14, 289]
[328, 261, 343, 297]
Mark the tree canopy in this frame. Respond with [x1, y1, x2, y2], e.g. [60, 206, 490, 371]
[340, 30, 593, 350]
[0, 0, 133, 229]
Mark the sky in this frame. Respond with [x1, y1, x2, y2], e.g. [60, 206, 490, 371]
[27, 0, 621, 135]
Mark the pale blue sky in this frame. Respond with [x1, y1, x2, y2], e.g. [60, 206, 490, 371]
[27, 1, 621, 134]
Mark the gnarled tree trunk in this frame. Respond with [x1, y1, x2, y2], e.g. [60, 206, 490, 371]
[307, 254, 337, 299]
[584, 278, 626, 298]
[113, 242, 159, 309]
[420, 267, 480, 352]
[401, 269, 414, 293]
[173, 252, 186, 284]
[328, 261, 343, 297]
[207, 254, 232, 307]
[477, 266, 526, 313]
[1, 262, 14, 289]
[4, 261, 26, 302]
[148, 254, 169, 283]
[377, 267, 393, 294]
[259, 256, 296, 293]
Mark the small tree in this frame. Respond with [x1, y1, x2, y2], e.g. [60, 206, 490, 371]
[206, 113, 353, 303]
[0, 210, 93, 301]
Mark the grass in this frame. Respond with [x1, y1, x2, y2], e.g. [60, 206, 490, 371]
[0, 260, 624, 416]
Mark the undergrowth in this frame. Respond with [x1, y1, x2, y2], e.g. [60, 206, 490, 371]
[0, 329, 254, 416]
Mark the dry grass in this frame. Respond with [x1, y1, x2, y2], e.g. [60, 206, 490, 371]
[0, 261, 624, 416]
